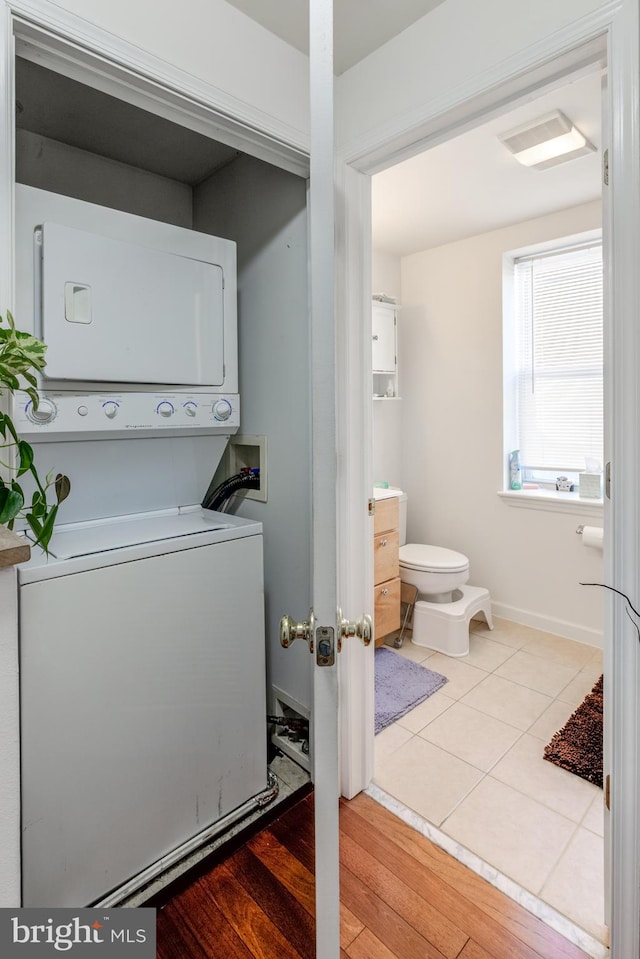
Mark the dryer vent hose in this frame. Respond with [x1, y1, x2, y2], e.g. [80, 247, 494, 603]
[202, 468, 260, 512]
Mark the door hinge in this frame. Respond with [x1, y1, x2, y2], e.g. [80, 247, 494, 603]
[605, 773, 611, 810]
[603, 148, 609, 187]
[368, 497, 376, 516]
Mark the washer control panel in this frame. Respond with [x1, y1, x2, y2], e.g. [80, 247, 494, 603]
[14, 391, 240, 436]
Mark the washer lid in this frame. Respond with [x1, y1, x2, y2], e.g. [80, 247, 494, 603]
[38, 509, 231, 560]
[399, 543, 469, 573]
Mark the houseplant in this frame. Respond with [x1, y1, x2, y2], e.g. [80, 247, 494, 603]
[0, 310, 70, 552]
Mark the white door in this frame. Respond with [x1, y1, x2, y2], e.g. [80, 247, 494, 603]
[277, 1, 344, 955]
[309, 2, 341, 955]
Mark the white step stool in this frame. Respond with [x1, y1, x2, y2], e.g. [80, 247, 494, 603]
[410, 584, 493, 657]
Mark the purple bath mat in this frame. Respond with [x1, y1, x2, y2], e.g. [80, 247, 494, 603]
[375, 647, 448, 734]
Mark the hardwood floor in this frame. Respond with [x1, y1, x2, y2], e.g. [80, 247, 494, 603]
[156, 791, 590, 959]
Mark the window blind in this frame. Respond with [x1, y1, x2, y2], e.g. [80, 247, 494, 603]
[514, 243, 603, 472]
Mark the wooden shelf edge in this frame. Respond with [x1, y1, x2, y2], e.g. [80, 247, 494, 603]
[0, 526, 31, 568]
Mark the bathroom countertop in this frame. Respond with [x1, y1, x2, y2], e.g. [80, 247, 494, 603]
[373, 487, 403, 500]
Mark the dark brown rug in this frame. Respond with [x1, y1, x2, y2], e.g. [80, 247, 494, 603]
[543, 675, 603, 788]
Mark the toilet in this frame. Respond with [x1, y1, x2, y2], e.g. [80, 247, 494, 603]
[395, 490, 493, 656]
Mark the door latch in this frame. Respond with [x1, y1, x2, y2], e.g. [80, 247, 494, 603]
[280, 611, 336, 666]
[281, 608, 373, 665]
[316, 625, 335, 666]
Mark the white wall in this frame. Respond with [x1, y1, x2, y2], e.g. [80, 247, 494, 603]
[194, 155, 312, 709]
[372, 249, 403, 487]
[336, 0, 608, 154]
[372, 249, 401, 302]
[16, 130, 193, 227]
[400, 200, 604, 643]
[47, 0, 309, 144]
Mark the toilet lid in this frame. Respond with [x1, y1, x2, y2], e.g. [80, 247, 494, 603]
[399, 543, 469, 573]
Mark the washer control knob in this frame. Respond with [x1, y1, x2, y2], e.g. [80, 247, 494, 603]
[157, 401, 175, 418]
[26, 397, 57, 424]
[103, 401, 120, 419]
[183, 401, 198, 417]
[212, 399, 232, 422]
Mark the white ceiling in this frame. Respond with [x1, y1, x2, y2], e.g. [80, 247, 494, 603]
[224, 0, 445, 75]
[372, 69, 603, 258]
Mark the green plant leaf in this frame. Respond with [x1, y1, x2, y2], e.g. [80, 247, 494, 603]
[1, 413, 18, 444]
[30, 490, 46, 519]
[0, 365, 20, 391]
[25, 388, 40, 409]
[33, 504, 58, 553]
[54, 473, 71, 504]
[17, 440, 34, 477]
[0, 309, 67, 554]
[0, 486, 24, 524]
[25, 512, 43, 540]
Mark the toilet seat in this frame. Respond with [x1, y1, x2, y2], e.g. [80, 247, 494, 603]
[399, 543, 468, 574]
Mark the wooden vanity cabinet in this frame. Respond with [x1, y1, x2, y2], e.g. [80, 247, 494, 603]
[373, 496, 401, 646]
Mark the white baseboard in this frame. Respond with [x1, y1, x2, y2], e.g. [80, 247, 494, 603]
[489, 601, 603, 649]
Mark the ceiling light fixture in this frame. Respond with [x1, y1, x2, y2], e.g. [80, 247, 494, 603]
[499, 110, 596, 169]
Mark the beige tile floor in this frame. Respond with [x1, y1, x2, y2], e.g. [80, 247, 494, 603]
[374, 617, 607, 945]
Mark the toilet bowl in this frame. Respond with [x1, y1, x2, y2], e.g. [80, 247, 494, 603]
[386, 488, 493, 656]
[398, 543, 469, 603]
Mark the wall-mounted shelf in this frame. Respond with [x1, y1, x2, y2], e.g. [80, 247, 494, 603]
[372, 298, 398, 398]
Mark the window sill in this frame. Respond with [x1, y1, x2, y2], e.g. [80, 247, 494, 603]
[498, 488, 604, 517]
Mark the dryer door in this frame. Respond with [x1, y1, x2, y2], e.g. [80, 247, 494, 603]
[40, 222, 225, 385]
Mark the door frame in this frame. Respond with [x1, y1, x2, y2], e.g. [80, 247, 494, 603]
[336, 1, 640, 955]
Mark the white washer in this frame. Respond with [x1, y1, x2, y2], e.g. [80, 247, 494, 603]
[18, 507, 266, 907]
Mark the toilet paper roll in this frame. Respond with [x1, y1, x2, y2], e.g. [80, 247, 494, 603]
[581, 526, 604, 550]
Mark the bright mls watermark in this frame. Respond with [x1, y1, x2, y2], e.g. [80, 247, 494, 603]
[0, 908, 156, 956]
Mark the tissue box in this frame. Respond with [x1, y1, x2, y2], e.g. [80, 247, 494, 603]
[579, 472, 602, 498]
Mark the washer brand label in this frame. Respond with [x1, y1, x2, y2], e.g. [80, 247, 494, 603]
[0, 909, 155, 956]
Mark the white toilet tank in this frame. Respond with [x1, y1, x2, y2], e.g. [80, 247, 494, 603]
[397, 490, 407, 545]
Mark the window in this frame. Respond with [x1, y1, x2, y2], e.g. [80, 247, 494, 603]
[507, 238, 603, 489]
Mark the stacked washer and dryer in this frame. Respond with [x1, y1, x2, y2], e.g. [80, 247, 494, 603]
[14, 185, 270, 907]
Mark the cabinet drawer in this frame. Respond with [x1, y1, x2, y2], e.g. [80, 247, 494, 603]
[374, 577, 401, 641]
[374, 530, 399, 584]
[373, 496, 399, 535]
